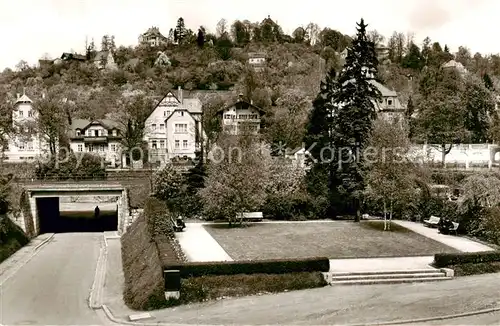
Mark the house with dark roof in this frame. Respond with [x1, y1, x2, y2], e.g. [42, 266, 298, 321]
[68, 119, 123, 167]
[369, 80, 406, 120]
[61, 52, 87, 62]
[143, 87, 203, 166]
[217, 94, 266, 135]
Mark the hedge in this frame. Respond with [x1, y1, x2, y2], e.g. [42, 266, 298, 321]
[433, 250, 500, 267]
[165, 257, 330, 278]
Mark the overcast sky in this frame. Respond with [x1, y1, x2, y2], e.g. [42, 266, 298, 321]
[0, 0, 497, 70]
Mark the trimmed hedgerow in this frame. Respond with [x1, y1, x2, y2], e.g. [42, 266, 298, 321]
[433, 250, 500, 267]
[165, 257, 330, 278]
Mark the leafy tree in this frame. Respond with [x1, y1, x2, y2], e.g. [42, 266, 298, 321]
[182, 161, 207, 217]
[414, 68, 467, 166]
[292, 27, 306, 43]
[199, 133, 270, 226]
[111, 93, 154, 162]
[266, 88, 310, 151]
[201, 95, 224, 152]
[152, 165, 185, 214]
[320, 28, 348, 51]
[402, 43, 424, 70]
[196, 27, 205, 48]
[231, 20, 251, 46]
[0, 92, 13, 153]
[215, 35, 233, 61]
[333, 18, 382, 221]
[365, 118, 416, 230]
[462, 75, 496, 143]
[483, 72, 494, 90]
[216, 18, 228, 38]
[0, 173, 13, 214]
[34, 93, 68, 155]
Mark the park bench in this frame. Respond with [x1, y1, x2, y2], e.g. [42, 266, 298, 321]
[236, 212, 263, 222]
[423, 216, 440, 228]
[170, 217, 185, 232]
[449, 222, 459, 236]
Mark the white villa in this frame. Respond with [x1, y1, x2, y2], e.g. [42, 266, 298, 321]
[2, 92, 50, 162]
[143, 87, 203, 167]
[68, 119, 122, 167]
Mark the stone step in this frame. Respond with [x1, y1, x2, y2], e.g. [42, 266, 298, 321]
[332, 272, 445, 281]
[330, 276, 453, 285]
[330, 269, 438, 276]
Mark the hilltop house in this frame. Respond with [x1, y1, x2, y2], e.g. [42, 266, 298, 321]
[143, 87, 203, 166]
[442, 60, 468, 75]
[138, 26, 167, 47]
[370, 80, 405, 120]
[2, 92, 50, 162]
[218, 95, 266, 135]
[248, 52, 266, 71]
[68, 119, 123, 167]
[92, 51, 117, 70]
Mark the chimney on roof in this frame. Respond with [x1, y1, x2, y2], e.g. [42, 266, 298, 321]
[178, 86, 183, 104]
[16, 93, 20, 100]
[238, 93, 244, 102]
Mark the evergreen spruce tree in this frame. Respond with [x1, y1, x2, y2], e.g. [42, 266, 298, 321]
[197, 27, 205, 48]
[483, 72, 494, 90]
[334, 18, 382, 221]
[174, 17, 187, 44]
[304, 67, 340, 216]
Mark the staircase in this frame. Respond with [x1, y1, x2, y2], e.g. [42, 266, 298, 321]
[324, 269, 453, 285]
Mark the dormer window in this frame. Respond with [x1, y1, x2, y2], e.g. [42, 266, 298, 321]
[76, 129, 81, 136]
[112, 129, 117, 136]
[387, 98, 393, 106]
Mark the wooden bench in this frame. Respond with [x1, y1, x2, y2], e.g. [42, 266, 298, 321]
[450, 222, 459, 236]
[423, 216, 440, 228]
[236, 212, 263, 222]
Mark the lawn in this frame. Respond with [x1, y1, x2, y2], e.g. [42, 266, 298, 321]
[204, 221, 460, 260]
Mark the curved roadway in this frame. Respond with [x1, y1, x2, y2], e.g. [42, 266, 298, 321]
[1, 233, 105, 325]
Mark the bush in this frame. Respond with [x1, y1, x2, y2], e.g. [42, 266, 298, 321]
[481, 207, 500, 245]
[165, 257, 330, 277]
[0, 215, 30, 263]
[178, 272, 327, 304]
[433, 250, 500, 268]
[121, 212, 166, 310]
[143, 196, 174, 238]
[35, 152, 106, 180]
[449, 262, 500, 276]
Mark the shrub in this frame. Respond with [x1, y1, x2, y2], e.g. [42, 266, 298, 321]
[165, 257, 330, 277]
[178, 272, 327, 304]
[0, 215, 30, 263]
[449, 262, 500, 276]
[433, 250, 500, 267]
[121, 212, 166, 310]
[35, 152, 106, 180]
[143, 196, 174, 238]
[481, 207, 500, 245]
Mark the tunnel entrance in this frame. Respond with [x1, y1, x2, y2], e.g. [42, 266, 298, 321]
[37, 197, 118, 233]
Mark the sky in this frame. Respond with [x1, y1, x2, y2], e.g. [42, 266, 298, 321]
[0, 0, 498, 70]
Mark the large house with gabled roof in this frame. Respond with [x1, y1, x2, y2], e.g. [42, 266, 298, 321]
[217, 95, 266, 135]
[68, 119, 123, 167]
[143, 87, 203, 166]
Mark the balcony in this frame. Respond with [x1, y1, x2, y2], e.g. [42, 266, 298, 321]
[83, 136, 108, 143]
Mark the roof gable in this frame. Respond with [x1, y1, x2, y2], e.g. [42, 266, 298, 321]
[218, 99, 266, 115]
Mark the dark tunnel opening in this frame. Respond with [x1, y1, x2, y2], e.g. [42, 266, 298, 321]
[37, 198, 118, 233]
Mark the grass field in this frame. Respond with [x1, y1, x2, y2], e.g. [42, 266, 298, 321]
[204, 221, 459, 260]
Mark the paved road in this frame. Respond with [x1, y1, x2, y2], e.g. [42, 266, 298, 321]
[414, 310, 500, 325]
[0, 233, 104, 325]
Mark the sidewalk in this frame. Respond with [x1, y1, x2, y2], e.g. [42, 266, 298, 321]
[394, 220, 495, 252]
[330, 256, 436, 272]
[175, 223, 233, 262]
[0, 233, 54, 286]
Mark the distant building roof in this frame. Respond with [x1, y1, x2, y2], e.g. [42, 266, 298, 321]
[442, 60, 465, 70]
[70, 119, 121, 132]
[15, 94, 33, 104]
[93, 51, 109, 62]
[369, 80, 398, 97]
[61, 52, 87, 61]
